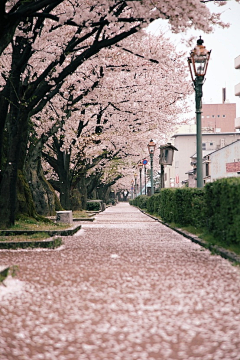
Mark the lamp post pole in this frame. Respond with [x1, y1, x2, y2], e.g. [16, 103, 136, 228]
[150, 152, 154, 195]
[188, 36, 211, 188]
[144, 165, 147, 195]
[195, 75, 204, 188]
[134, 174, 137, 198]
[147, 140, 156, 196]
[138, 163, 143, 195]
[142, 159, 148, 195]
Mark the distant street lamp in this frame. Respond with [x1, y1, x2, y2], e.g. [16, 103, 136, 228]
[159, 143, 178, 188]
[147, 139, 156, 195]
[138, 162, 143, 195]
[142, 159, 148, 195]
[131, 179, 134, 199]
[188, 36, 211, 188]
[134, 173, 137, 198]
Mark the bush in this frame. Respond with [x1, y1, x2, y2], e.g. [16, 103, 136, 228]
[205, 177, 240, 244]
[158, 188, 175, 223]
[131, 178, 240, 248]
[86, 201, 102, 211]
[146, 193, 161, 214]
[130, 195, 149, 209]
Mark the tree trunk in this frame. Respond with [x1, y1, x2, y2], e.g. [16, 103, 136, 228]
[16, 170, 36, 219]
[0, 105, 31, 226]
[56, 151, 71, 210]
[78, 176, 88, 210]
[28, 164, 62, 215]
[25, 141, 62, 216]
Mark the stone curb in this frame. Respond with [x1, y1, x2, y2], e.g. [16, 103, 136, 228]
[0, 224, 81, 237]
[139, 209, 240, 265]
[0, 236, 62, 250]
[73, 218, 95, 222]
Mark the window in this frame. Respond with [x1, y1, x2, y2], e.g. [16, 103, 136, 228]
[223, 115, 226, 117]
[210, 142, 213, 146]
[217, 115, 220, 118]
[212, 115, 215, 118]
[202, 143, 206, 150]
[206, 115, 210, 118]
[206, 163, 209, 177]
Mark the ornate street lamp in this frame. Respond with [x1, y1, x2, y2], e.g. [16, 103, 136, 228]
[188, 36, 211, 188]
[138, 162, 143, 195]
[147, 139, 156, 195]
[159, 143, 178, 188]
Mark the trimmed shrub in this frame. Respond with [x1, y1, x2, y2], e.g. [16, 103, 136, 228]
[131, 195, 149, 209]
[131, 179, 240, 247]
[146, 193, 161, 214]
[205, 177, 240, 244]
[158, 188, 175, 223]
[86, 201, 102, 211]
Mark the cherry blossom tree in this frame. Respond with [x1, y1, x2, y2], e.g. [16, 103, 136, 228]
[0, 0, 232, 226]
[35, 32, 192, 210]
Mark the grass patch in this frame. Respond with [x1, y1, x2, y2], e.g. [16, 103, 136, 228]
[73, 210, 92, 218]
[0, 237, 62, 250]
[173, 224, 240, 256]
[5, 218, 69, 231]
[0, 232, 49, 242]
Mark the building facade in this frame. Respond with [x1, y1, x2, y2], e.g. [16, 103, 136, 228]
[235, 55, 240, 129]
[203, 140, 240, 182]
[201, 102, 236, 133]
[171, 132, 240, 186]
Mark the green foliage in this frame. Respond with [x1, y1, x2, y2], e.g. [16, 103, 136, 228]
[133, 178, 240, 248]
[205, 177, 240, 245]
[158, 188, 206, 227]
[0, 265, 18, 286]
[158, 188, 175, 223]
[86, 201, 102, 211]
[130, 195, 149, 209]
[7, 217, 67, 230]
[0, 237, 62, 250]
[147, 193, 161, 214]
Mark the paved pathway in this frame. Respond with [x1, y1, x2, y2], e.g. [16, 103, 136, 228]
[1, 203, 240, 360]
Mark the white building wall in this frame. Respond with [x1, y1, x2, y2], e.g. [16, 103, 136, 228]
[210, 141, 240, 181]
[171, 133, 240, 186]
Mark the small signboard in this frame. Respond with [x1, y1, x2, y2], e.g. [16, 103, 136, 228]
[142, 159, 148, 165]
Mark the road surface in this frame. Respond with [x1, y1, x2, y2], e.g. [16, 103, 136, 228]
[1, 203, 240, 360]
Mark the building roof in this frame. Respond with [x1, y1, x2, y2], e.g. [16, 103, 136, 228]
[191, 150, 215, 159]
[171, 132, 240, 138]
[202, 139, 240, 158]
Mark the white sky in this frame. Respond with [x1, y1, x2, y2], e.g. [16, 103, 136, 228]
[148, 1, 240, 118]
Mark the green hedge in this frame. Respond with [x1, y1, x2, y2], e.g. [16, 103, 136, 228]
[157, 187, 205, 227]
[129, 195, 148, 209]
[86, 201, 102, 211]
[146, 193, 161, 214]
[131, 178, 240, 245]
[205, 177, 240, 244]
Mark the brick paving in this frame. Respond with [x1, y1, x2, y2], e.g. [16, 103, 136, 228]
[0, 203, 240, 360]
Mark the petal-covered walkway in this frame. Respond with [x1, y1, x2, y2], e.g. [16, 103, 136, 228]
[1, 203, 240, 360]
